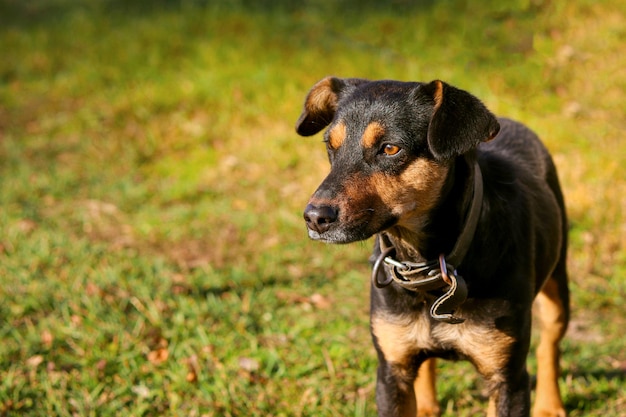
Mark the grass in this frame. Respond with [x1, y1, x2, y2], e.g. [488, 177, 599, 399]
[0, 0, 625, 415]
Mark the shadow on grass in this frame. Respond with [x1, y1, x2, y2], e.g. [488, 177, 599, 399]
[178, 269, 331, 299]
[563, 371, 625, 413]
[569, 368, 626, 382]
[531, 368, 626, 413]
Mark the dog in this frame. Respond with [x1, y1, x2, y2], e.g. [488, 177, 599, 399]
[296, 77, 569, 417]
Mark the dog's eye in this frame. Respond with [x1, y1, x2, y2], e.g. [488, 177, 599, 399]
[382, 144, 401, 156]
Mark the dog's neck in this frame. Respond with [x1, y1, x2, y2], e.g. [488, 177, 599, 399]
[383, 154, 477, 263]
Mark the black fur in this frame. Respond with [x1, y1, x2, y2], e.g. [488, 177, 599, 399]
[297, 77, 569, 417]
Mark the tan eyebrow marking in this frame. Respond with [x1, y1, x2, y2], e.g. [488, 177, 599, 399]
[361, 121, 385, 149]
[328, 121, 347, 149]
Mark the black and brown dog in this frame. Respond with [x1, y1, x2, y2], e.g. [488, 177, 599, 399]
[296, 77, 569, 417]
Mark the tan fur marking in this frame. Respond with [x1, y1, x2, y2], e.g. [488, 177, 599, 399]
[373, 308, 515, 372]
[374, 307, 519, 416]
[533, 278, 567, 417]
[305, 77, 337, 114]
[361, 121, 385, 148]
[371, 316, 413, 367]
[433, 80, 444, 110]
[328, 122, 347, 150]
[370, 159, 448, 230]
[415, 358, 440, 417]
[431, 319, 515, 380]
[371, 314, 430, 369]
[370, 315, 420, 416]
[329, 158, 448, 244]
[487, 396, 497, 417]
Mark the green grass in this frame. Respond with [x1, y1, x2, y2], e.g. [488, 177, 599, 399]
[1, 0, 625, 415]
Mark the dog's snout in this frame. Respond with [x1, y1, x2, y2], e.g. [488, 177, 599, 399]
[304, 204, 338, 234]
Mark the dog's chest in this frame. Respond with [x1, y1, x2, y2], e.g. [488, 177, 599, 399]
[371, 300, 515, 367]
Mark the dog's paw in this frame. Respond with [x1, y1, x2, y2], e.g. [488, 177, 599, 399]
[417, 405, 441, 417]
[533, 407, 567, 417]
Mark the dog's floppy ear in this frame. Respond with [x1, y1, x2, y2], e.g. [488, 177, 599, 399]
[424, 80, 500, 160]
[296, 76, 368, 136]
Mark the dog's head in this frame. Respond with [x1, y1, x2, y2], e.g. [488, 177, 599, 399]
[296, 77, 499, 244]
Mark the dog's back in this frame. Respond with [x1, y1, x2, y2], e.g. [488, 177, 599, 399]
[478, 118, 568, 295]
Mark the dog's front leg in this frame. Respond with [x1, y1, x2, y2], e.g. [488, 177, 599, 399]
[485, 368, 532, 417]
[375, 359, 418, 417]
[371, 310, 424, 416]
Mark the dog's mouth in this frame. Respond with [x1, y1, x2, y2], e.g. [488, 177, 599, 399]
[303, 203, 394, 244]
[306, 226, 369, 244]
[306, 228, 344, 243]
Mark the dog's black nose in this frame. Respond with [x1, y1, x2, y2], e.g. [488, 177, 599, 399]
[304, 204, 338, 234]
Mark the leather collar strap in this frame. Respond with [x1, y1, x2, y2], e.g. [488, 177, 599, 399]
[445, 161, 483, 267]
[371, 162, 483, 324]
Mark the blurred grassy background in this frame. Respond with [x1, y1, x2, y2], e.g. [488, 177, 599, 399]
[0, 0, 624, 416]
